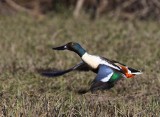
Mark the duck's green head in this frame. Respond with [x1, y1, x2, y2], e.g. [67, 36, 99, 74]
[53, 42, 86, 57]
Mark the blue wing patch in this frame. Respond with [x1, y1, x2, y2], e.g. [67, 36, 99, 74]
[95, 64, 113, 82]
[90, 64, 114, 92]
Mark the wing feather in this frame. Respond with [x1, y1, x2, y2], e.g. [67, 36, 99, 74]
[90, 64, 114, 92]
[39, 61, 90, 77]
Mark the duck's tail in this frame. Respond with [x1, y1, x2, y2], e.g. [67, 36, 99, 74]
[128, 67, 142, 75]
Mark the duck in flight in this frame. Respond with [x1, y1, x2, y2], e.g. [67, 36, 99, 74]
[41, 42, 142, 92]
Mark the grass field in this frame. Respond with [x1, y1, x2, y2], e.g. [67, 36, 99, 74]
[0, 14, 160, 116]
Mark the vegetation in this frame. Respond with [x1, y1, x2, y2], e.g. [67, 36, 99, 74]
[0, 14, 160, 116]
[1, 0, 160, 20]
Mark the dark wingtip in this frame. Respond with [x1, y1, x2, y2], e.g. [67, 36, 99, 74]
[40, 72, 57, 77]
[36, 68, 60, 77]
[37, 67, 74, 78]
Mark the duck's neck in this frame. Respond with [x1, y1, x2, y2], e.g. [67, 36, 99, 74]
[74, 47, 86, 57]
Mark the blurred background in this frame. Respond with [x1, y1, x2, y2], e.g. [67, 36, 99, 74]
[1, 0, 160, 20]
[0, 0, 160, 116]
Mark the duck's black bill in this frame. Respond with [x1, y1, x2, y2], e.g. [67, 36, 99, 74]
[52, 45, 67, 50]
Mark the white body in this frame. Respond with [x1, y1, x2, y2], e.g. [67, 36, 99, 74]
[82, 53, 120, 70]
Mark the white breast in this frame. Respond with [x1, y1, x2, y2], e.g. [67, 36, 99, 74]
[81, 53, 120, 70]
[81, 53, 100, 69]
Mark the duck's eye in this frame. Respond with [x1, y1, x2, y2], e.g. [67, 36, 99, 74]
[71, 43, 75, 46]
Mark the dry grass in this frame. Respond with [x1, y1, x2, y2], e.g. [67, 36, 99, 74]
[0, 14, 160, 116]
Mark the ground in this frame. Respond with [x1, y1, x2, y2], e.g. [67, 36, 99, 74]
[0, 14, 160, 116]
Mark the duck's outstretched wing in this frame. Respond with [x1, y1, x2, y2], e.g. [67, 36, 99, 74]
[90, 64, 114, 92]
[39, 61, 90, 77]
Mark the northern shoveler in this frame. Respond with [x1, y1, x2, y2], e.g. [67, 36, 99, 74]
[41, 42, 142, 92]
